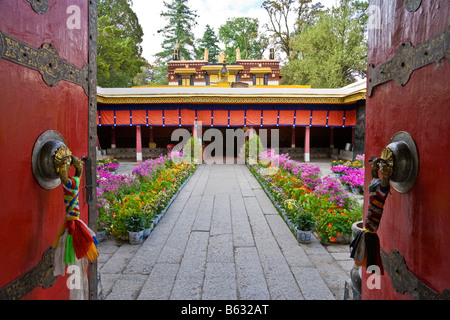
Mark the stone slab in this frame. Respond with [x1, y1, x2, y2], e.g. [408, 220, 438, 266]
[202, 262, 237, 300]
[291, 266, 335, 300]
[137, 263, 179, 300]
[235, 247, 270, 300]
[170, 231, 209, 300]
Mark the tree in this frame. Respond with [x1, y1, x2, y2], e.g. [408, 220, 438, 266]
[97, 16, 146, 87]
[294, 0, 324, 35]
[218, 17, 269, 63]
[133, 58, 152, 86]
[98, 0, 144, 56]
[194, 25, 221, 63]
[150, 57, 169, 85]
[262, 0, 295, 59]
[157, 0, 199, 61]
[281, 0, 368, 88]
[133, 57, 169, 86]
[97, 0, 145, 87]
[262, 0, 323, 60]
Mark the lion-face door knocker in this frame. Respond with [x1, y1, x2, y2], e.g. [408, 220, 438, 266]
[350, 131, 419, 274]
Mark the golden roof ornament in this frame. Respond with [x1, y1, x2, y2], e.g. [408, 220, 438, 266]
[217, 52, 228, 64]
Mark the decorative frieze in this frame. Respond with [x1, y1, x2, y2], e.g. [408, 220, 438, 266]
[368, 25, 449, 97]
[0, 31, 89, 95]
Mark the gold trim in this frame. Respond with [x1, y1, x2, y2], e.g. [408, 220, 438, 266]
[201, 65, 221, 71]
[97, 94, 364, 105]
[174, 68, 197, 74]
[251, 85, 311, 89]
[250, 67, 272, 74]
[201, 65, 244, 74]
[225, 65, 244, 71]
[342, 91, 367, 104]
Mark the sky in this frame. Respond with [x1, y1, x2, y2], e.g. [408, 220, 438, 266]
[131, 0, 338, 63]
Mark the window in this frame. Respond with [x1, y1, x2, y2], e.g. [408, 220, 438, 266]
[253, 75, 267, 85]
[179, 75, 194, 86]
[209, 74, 218, 84]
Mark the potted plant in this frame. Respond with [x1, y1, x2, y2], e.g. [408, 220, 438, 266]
[97, 207, 113, 242]
[142, 209, 154, 238]
[293, 211, 316, 244]
[124, 213, 145, 244]
[351, 220, 364, 241]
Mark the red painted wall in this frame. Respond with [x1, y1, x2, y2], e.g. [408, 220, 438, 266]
[0, 0, 89, 299]
[363, 0, 450, 299]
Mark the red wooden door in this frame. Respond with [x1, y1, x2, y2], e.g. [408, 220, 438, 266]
[364, 1, 450, 299]
[0, 0, 97, 300]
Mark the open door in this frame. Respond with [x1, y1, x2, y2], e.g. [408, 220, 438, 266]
[363, 0, 450, 299]
[0, 0, 97, 299]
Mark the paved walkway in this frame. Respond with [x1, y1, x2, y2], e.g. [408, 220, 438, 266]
[97, 163, 354, 300]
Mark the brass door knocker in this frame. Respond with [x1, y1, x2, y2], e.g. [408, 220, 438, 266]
[54, 146, 83, 185]
[31, 130, 98, 299]
[52, 144, 98, 299]
[350, 131, 419, 274]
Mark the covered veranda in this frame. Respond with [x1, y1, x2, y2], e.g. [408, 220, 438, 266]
[96, 80, 366, 162]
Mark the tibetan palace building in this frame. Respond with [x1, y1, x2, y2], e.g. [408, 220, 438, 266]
[96, 51, 366, 162]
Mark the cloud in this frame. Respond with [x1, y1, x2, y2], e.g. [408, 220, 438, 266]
[131, 0, 338, 63]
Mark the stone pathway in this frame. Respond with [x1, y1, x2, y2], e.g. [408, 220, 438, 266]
[97, 163, 354, 300]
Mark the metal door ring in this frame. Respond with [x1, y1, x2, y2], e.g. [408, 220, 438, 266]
[31, 130, 67, 189]
[386, 131, 419, 193]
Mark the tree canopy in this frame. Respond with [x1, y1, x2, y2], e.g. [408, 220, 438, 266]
[97, 0, 145, 87]
[194, 25, 221, 63]
[218, 17, 268, 63]
[281, 0, 368, 87]
[262, 0, 323, 59]
[96, 0, 368, 88]
[156, 0, 199, 61]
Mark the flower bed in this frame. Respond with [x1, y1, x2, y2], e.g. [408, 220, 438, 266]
[97, 158, 120, 172]
[97, 153, 196, 240]
[330, 154, 365, 194]
[249, 149, 362, 244]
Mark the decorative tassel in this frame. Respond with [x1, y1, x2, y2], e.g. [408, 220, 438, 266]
[64, 235, 75, 264]
[350, 178, 390, 275]
[53, 175, 99, 287]
[72, 219, 99, 260]
[51, 150, 98, 299]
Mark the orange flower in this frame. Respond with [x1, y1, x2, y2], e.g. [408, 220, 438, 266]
[328, 223, 332, 228]
[336, 233, 342, 237]
[330, 237, 336, 242]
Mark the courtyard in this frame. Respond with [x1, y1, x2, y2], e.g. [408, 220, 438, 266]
[97, 158, 359, 300]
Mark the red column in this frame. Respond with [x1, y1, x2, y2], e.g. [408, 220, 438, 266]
[304, 126, 310, 162]
[291, 126, 296, 148]
[136, 125, 142, 162]
[111, 126, 116, 149]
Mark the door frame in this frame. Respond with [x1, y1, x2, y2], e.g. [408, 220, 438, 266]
[87, 0, 98, 300]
